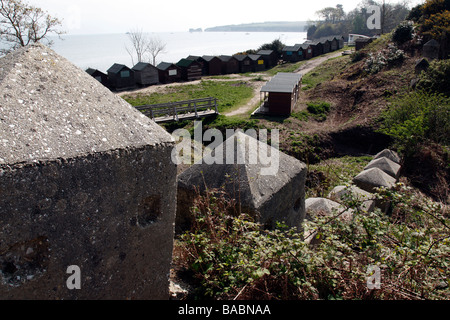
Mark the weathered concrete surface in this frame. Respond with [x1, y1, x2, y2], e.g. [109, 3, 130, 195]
[0, 44, 177, 299]
[305, 197, 353, 221]
[364, 156, 401, 178]
[353, 167, 397, 193]
[177, 131, 307, 232]
[373, 149, 401, 164]
[328, 185, 375, 213]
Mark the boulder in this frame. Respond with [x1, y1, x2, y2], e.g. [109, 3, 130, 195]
[353, 167, 397, 193]
[364, 156, 401, 178]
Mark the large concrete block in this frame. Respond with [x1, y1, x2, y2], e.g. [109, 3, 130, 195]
[328, 185, 375, 213]
[305, 197, 353, 221]
[373, 149, 401, 164]
[177, 131, 307, 232]
[364, 157, 401, 178]
[353, 167, 397, 193]
[0, 44, 177, 299]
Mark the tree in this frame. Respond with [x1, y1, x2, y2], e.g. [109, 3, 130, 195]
[0, 0, 64, 55]
[126, 28, 166, 66]
[147, 36, 166, 66]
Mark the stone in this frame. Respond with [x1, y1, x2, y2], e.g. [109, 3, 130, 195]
[303, 197, 353, 246]
[364, 156, 401, 178]
[423, 39, 440, 60]
[0, 44, 177, 299]
[353, 167, 397, 193]
[373, 149, 401, 164]
[176, 131, 307, 232]
[415, 58, 429, 74]
[305, 197, 353, 221]
[328, 185, 375, 213]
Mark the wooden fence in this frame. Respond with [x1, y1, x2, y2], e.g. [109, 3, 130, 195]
[135, 97, 219, 123]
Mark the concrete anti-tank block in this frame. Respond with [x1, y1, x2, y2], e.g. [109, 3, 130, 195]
[364, 156, 401, 178]
[0, 44, 177, 299]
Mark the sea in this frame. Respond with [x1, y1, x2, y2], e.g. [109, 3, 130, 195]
[49, 31, 308, 73]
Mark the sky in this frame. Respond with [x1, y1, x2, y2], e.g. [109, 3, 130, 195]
[26, 0, 424, 35]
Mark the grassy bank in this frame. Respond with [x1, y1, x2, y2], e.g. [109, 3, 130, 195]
[122, 80, 254, 113]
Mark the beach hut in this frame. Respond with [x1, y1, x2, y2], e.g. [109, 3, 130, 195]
[107, 63, 135, 91]
[132, 62, 159, 86]
[282, 44, 303, 62]
[259, 72, 302, 116]
[300, 44, 314, 60]
[257, 50, 278, 68]
[336, 35, 345, 49]
[309, 41, 324, 57]
[186, 55, 207, 75]
[176, 58, 202, 81]
[328, 36, 339, 51]
[202, 55, 222, 75]
[317, 38, 330, 54]
[233, 54, 254, 73]
[249, 54, 265, 71]
[157, 62, 181, 83]
[86, 68, 110, 89]
[218, 55, 240, 74]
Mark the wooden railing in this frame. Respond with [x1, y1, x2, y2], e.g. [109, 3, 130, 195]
[135, 97, 219, 122]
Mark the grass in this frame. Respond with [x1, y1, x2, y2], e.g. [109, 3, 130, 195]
[306, 155, 373, 198]
[122, 80, 254, 113]
[302, 55, 350, 91]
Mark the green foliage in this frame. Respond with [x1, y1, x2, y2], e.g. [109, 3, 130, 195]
[307, 156, 373, 198]
[380, 91, 450, 155]
[258, 38, 285, 57]
[416, 59, 450, 97]
[307, 101, 330, 116]
[178, 183, 450, 300]
[202, 114, 260, 132]
[392, 22, 414, 44]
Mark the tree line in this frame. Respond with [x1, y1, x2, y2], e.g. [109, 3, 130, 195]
[307, 0, 411, 40]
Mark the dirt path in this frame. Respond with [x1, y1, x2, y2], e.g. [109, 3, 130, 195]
[223, 51, 344, 116]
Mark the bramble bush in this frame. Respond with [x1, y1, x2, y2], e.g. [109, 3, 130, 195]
[379, 90, 450, 156]
[178, 182, 449, 300]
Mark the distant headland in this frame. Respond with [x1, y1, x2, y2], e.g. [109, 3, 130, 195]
[204, 21, 309, 32]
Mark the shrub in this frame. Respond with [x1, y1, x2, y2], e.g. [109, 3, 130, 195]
[307, 101, 331, 121]
[392, 22, 414, 44]
[364, 44, 404, 74]
[178, 183, 450, 300]
[416, 59, 450, 97]
[379, 90, 450, 155]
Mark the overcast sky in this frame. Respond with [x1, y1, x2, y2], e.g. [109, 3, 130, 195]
[27, 0, 423, 35]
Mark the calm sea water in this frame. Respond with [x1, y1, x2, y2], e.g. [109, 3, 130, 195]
[49, 32, 307, 73]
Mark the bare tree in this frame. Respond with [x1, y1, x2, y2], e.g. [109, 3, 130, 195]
[148, 36, 166, 66]
[125, 28, 166, 66]
[0, 0, 64, 55]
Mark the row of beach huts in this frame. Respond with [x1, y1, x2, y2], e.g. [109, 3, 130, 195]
[86, 35, 345, 92]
